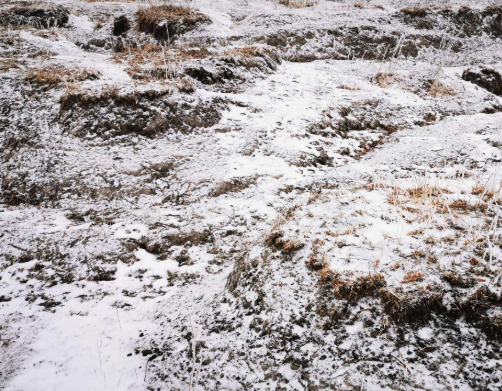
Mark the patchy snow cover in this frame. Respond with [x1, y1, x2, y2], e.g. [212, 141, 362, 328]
[1, 0, 502, 390]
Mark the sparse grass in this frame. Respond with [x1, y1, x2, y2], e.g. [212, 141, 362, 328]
[136, 5, 210, 41]
[400, 7, 429, 17]
[306, 243, 326, 271]
[429, 80, 457, 97]
[265, 230, 304, 255]
[24, 65, 99, 88]
[403, 270, 424, 284]
[211, 176, 258, 197]
[113, 44, 210, 81]
[373, 72, 398, 88]
[319, 270, 386, 302]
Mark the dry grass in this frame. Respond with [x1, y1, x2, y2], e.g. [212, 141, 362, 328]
[113, 44, 210, 81]
[429, 80, 457, 97]
[265, 230, 304, 255]
[211, 176, 258, 197]
[319, 270, 386, 302]
[306, 244, 326, 271]
[24, 65, 99, 88]
[443, 272, 474, 288]
[403, 270, 424, 284]
[471, 181, 502, 201]
[136, 5, 210, 41]
[113, 43, 279, 83]
[400, 7, 429, 17]
[137, 4, 194, 25]
[373, 72, 399, 88]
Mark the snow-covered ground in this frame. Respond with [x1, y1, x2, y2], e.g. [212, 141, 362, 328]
[1, 0, 502, 390]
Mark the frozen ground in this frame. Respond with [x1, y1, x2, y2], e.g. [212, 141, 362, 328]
[1, 0, 502, 390]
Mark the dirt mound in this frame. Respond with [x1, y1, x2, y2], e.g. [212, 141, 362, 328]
[463, 67, 502, 96]
[398, 6, 502, 38]
[113, 15, 130, 36]
[0, 1, 69, 28]
[185, 47, 281, 85]
[136, 5, 211, 42]
[59, 88, 227, 138]
[260, 27, 459, 62]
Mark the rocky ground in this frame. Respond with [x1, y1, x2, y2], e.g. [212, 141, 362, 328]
[1, 0, 502, 390]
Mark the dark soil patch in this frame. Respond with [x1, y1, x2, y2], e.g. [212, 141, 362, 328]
[113, 15, 130, 36]
[259, 27, 460, 62]
[0, 1, 69, 28]
[398, 6, 502, 38]
[59, 89, 227, 138]
[463, 67, 502, 96]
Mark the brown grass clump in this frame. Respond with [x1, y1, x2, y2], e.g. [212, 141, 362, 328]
[429, 80, 457, 97]
[211, 176, 258, 197]
[25, 65, 99, 88]
[382, 287, 444, 321]
[403, 270, 424, 284]
[400, 7, 429, 17]
[265, 230, 304, 255]
[445, 199, 487, 213]
[471, 182, 501, 201]
[373, 72, 398, 88]
[319, 270, 386, 302]
[443, 272, 475, 288]
[136, 5, 211, 42]
[306, 244, 326, 271]
[113, 44, 211, 81]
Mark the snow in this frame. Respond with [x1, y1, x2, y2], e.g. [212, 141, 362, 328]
[1, 0, 502, 390]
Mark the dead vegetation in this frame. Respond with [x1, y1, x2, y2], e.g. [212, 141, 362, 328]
[265, 230, 304, 255]
[428, 79, 457, 98]
[136, 5, 210, 42]
[24, 65, 99, 88]
[403, 270, 424, 284]
[318, 270, 386, 302]
[112, 43, 280, 84]
[211, 176, 258, 197]
[113, 44, 210, 81]
[373, 72, 400, 88]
